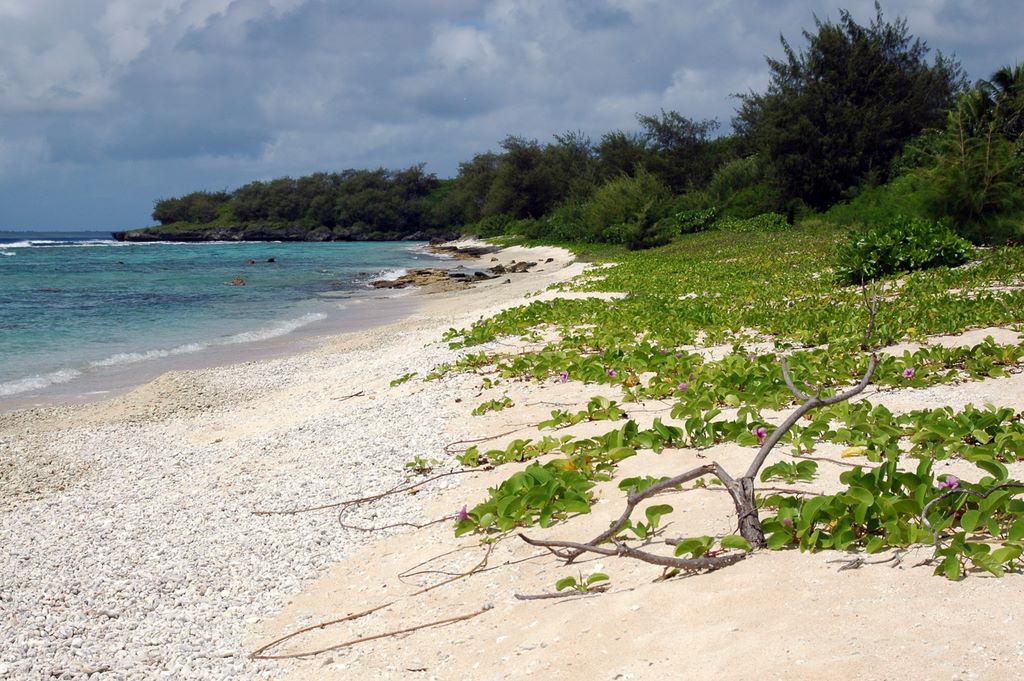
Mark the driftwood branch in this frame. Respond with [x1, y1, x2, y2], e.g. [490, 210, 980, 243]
[517, 298, 881, 570]
[518, 534, 747, 572]
[513, 584, 610, 600]
[252, 468, 483, 516]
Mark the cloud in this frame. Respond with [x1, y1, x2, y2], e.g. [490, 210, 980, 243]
[0, 0, 1022, 229]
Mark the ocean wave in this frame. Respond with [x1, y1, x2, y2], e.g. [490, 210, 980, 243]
[1, 239, 116, 248]
[88, 342, 208, 368]
[0, 368, 82, 397]
[0, 251, 14, 257]
[367, 267, 409, 284]
[85, 313, 329, 368]
[222, 312, 327, 344]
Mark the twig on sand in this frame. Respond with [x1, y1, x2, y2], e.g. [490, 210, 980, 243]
[251, 468, 482, 516]
[331, 390, 365, 401]
[251, 606, 492, 660]
[337, 516, 451, 532]
[827, 551, 904, 571]
[251, 545, 495, 660]
[443, 428, 531, 453]
[513, 584, 609, 600]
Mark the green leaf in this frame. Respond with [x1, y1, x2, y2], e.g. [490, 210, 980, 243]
[960, 509, 982, 534]
[606, 447, 637, 462]
[971, 429, 993, 445]
[585, 572, 610, 586]
[937, 556, 961, 580]
[990, 545, 1023, 565]
[1008, 517, 1024, 542]
[555, 576, 578, 592]
[720, 535, 753, 552]
[644, 504, 674, 529]
[974, 458, 1008, 480]
[843, 487, 874, 508]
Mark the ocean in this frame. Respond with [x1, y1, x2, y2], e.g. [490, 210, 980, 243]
[0, 231, 447, 407]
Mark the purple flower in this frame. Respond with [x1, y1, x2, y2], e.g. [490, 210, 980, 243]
[660, 347, 671, 354]
[677, 382, 688, 391]
[781, 517, 794, 529]
[674, 353, 683, 359]
[755, 427, 768, 445]
[902, 367, 915, 379]
[937, 475, 959, 491]
[456, 505, 470, 522]
[606, 368, 617, 378]
[559, 371, 569, 383]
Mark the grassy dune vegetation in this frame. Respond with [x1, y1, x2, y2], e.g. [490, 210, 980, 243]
[434, 221, 1024, 580]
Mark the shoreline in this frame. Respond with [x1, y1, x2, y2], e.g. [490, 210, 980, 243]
[0, 240, 480, 414]
[0, 241, 586, 680]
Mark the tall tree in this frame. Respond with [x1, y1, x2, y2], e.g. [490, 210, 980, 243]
[735, 2, 964, 210]
[636, 110, 718, 192]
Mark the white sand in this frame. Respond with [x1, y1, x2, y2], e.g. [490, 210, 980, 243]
[4, 242, 1024, 681]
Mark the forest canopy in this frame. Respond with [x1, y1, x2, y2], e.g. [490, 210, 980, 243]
[128, 4, 1022, 246]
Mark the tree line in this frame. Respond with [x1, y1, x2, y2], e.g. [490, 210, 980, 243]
[151, 4, 1023, 246]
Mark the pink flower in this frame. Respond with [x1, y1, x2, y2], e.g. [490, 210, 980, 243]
[606, 368, 617, 378]
[755, 427, 768, 445]
[677, 382, 688, 391]
[559, 371, 569, 383]
[937, 475, 959, 491]
[902, 367, 915, 379]
[456, 505, 470, 522]
[781, 517, 794, 529]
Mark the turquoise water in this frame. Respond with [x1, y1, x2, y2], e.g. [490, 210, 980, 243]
[0, 231, 443, 401]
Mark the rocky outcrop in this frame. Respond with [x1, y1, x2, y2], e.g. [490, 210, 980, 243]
[369, 268, 497, 291]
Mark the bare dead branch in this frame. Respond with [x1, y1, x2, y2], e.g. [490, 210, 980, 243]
[331, 390, 365, 402]
[744, 353, 878, 480]
[518, 534, 746, 572]
[560, 463, 716, 563]
[337, 516, 451, 532]
[443, 429, 531, 453]
[513, 584, 610, 600]
[252, 468, 483, 516]
[251, 605, 493, 660]
[827, 551, 904, 571]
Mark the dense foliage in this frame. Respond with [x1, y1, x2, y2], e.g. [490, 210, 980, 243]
[835, 216, 975, 284]
[138, 5, 1021, 247]
[145, 166, 451, 241]
[734, 5, 963, 211]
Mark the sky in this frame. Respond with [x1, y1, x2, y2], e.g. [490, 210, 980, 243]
[1, 0, 1022, 231]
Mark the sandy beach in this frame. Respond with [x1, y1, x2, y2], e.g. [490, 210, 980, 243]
[4, 241, 1024, 681]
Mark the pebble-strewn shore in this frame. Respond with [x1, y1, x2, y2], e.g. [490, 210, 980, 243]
[0, 244, 581, 680]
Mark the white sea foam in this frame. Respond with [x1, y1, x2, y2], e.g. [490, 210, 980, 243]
[1, 251, 14, 256]
[369, 267, 408, 283]
[2, 239, 115, 248]
[86, 313, 329, 368]
[0, 368, 82, 397]
[88, 342, 208, 368]
[222, 312, 327, 344]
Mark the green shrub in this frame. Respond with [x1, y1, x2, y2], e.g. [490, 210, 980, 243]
[466, 213, 515, 237]
[823, 171, 933, 227]
[505, 217, 546, 239]
[580, 168, 671, 244]
[836, 216, 975, 284]
[669, 207, 719, 233]
[715, 212, 790, 233]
